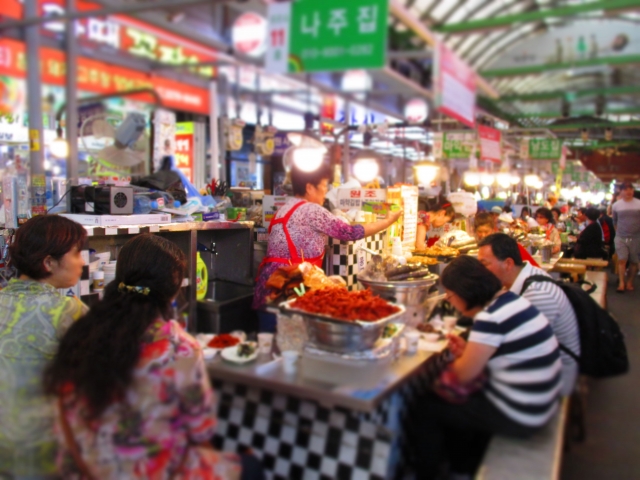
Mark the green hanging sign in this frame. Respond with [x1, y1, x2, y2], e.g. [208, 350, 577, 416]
[265, 0, 389, 73]
[528, 138, 563, 160]
[441, 132, 476, 159]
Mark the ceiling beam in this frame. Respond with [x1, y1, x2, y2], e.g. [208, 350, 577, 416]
[435, 0, 640, 35]
[519, 107, 640, 119]
[501, 85, 640, 102]
[389, 0, 499, 99]
[544, 120, 640, 131]
[481, 54, 640, 78]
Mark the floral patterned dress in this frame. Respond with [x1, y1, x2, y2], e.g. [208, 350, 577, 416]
[0, 279, 85, 476]
[56, 319, 241, 480]
[253, 197, 365, 308]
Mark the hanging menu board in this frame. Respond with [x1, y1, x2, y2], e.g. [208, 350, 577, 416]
[433, 41, 477, 127]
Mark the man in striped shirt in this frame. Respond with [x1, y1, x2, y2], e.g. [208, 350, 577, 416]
[478, 233, 580, 396]
[408, 256, 561, 479]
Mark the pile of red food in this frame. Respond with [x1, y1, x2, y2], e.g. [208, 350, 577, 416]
[290, 288, 400, 322]
[207, 334, 240, 349]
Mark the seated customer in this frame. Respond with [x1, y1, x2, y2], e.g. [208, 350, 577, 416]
[0, 215, 86, 477]
[474, 212, 539, 268]
[408, 256, 561, 479]
[535, 207, 562, 254]
[44, 234, 263, 479]
[574, 207, 606, 260]
[478, 233, 580, 396]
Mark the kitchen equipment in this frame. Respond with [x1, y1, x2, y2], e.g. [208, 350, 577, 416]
[280, 299, 405, 353]
[357, 275, 438, 327]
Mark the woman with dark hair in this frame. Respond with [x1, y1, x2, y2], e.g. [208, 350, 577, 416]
[415, 200, 456, 249]
[551, 207, 566, 232]
[408, 256, 561, 479]
[535, 207, 562, 253]
[0, 215, 87, 477]
[44, 234, 260, 479]
[519, 206, 538, 229]
[253, 162, 402, 330]
[573, 207, 606, 260]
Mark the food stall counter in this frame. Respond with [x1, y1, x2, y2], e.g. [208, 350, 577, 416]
[207, 346, 439, 479]
[207, 348, 435, 414]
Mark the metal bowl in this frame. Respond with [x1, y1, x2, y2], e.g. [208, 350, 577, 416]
[280, 299, 405, 353]
[357, 275, 438, 327]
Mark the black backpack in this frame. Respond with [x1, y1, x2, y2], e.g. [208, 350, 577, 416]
[521, 275, 629, 378]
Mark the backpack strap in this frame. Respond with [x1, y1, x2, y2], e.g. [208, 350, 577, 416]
[519, 275, 555, 295]
[519, 274, 582, 362]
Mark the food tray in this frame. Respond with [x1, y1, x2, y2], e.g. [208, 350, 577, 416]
[279, 298, 406, 330]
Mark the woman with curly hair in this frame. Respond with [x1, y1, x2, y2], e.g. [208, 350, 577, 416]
[44, 234, 263, 480]
[0, 215, 86, 478]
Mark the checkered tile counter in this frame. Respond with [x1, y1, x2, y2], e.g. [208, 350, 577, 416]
[208, 351, 444, 480]
[211, 381, 411, 480]
[329, 233, 386, 290]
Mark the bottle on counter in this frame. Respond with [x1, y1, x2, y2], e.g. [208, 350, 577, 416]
[133, 195, 152, 214]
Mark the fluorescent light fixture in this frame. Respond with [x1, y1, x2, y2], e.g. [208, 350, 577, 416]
[293, 148, 325, 172]
[414, 163, 440, 184]
[480, 172, 495, 186]
[353, 157, 379, 183]
[463, 170, 480, 186]
[496, 172, 512, 188]
[524, 174, 541, 187]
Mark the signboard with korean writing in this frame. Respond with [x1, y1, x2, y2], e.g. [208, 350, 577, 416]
[0, 38, 211, 115]
[336, 188, 386, 211]
[526, 138, 563, 160]
[262, 195, 289, 227]
[478, 125, 501, 163]
[441, 132, 476, 159]
[175, 122, 194, 183]
[266, 0, 389, 74]
[433, 41, 477, 127]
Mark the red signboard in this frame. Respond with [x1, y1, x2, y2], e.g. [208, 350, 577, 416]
[0, 38, 210, 115]
[174, 122, 194, 184]
[478, 125, 502, 163]
[433, 41, 477, 128]
[4, 0, 217, 77]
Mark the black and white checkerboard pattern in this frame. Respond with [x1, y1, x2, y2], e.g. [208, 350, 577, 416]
[330, 233, 386, 290]
[212, 378, 408, 480]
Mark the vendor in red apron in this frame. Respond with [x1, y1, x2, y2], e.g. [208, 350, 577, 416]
[415, 201, 456, 249]
[253, 162, 403, 332]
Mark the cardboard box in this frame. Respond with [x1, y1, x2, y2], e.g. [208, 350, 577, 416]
[60, 213, 172, 226]
[262, 195, 289, 227]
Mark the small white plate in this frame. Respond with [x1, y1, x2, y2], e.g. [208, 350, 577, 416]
[196, 334, 216, 349]
[202, 347, 219, 360]
[221, 342, 259, 364]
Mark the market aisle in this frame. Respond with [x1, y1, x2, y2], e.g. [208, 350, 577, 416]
[561, 272, 640, 479]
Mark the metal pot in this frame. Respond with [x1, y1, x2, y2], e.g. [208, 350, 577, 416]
[280, 300, 405, 353]
[357, 275, 438, 327]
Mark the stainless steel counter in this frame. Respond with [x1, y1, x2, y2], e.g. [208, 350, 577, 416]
[207, 348, 435, 414]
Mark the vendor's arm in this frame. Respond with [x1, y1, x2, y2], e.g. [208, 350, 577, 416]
[415, 224, 427, 250]
[307, 204, 367, 241]
[362, 210, 403, 237]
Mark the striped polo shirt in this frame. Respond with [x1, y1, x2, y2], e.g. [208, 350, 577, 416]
[470, 291, 562, 427]
[510, 263, 580, 396]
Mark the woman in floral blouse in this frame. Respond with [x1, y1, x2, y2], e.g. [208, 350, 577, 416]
[44, 234, 262, 479]
[0, 215, 87, 478]
[253, 162, 402, 330]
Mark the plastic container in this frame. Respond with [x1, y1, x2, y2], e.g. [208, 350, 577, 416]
[196, 252, 208, 301]
[93, 271, 104, 291]
[133, 195, 152, 214]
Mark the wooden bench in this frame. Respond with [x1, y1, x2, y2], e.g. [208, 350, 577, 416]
[477, 271, 608, 479]
[476, 398, 570, 480]
[584, 270, 607, 309]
